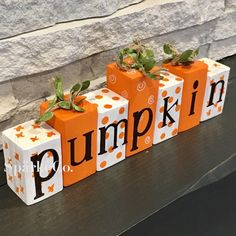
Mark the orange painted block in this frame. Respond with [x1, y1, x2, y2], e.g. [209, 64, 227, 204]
[163, 61, 208, 132]
[40, 98, 98, 187]
[107, 63, 159, 157]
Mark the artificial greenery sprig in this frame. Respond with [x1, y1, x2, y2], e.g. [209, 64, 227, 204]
[163, 43, 199, 66]
[117, 40, 164, 80]
[36, 76, 90, 123]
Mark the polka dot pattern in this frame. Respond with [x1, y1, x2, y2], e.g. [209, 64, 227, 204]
[104, 104, 113, 109]
[116, 152, 122, 159]
[102, 116, 109, 125]
[95, 95, 103, 99]
[199, 58, 229, 122]
[119, 107, 125, 114]
[112, 96, 120, 101]
[153, 71, 184, 144]
[84, 88, 128, 171]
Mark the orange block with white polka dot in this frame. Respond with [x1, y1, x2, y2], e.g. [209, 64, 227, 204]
[163, 61, 208, 132]
[2, 120, 63, 205]
[153, 72, 184, 144]
[40, 98, 98, 187]
[107, 63, 159, 157]
[85, 88, 128, 171]
[199, 58, 230, 121]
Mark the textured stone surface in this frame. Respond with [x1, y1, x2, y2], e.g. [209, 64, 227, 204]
[146, 20, 216, 61]
[226, 0, 236, 10]
[12, 56, 95, 106]
[0, 81, 18, 122]
[11, 20, 214, 107]
[0, 98, 42, 149]
[0, 0, 142, 40]
[209, 36, 236, 60]
[53, 0, 142, 23]
[0, 0, 54, 39]
[213, 9, 236, 41]
[0, 0, 224, 82]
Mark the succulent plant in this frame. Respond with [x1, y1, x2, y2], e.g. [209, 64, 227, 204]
[117, 39, 164, 80]
[163, 43, 199, 66]
[36, 76, 90, 123]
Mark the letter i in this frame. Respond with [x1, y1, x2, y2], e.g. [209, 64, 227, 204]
[189, 80, 199, 116]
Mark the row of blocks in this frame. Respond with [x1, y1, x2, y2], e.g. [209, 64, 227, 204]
[2, 58, 230, 205]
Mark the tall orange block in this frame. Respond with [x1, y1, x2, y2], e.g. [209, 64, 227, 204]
[107, 63, 159, 157]
[40, 98, 98, 186]
[163, 61, 208, 132]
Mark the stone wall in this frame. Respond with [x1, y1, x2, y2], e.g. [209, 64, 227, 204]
[0, 0, 235, 148]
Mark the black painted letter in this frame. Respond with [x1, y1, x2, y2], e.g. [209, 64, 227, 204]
[207, 80, 225, 107]
[31, 149, 59, 200]
[131, 108, 153, 152]
[162, 97, 179, 127]
[98, 119, 128, 155]
[68, 130, 94, 166]
[189, 80, 199, 116]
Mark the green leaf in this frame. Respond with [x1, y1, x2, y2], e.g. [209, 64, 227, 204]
[48, 97, 57, 110]
[118, 50, 124, 64]
[72, 103, 85, 112]
[127, 53, 137, 61]
[130, 62, 141, 70]
[80, 80, 90, 92]
[36, 111, 54, 123]
[193, 48, 199, 57]
[54, 76, 64, 101]
[163, 44, 174, 55]
[58, 101, 71, 110]
[124, 48, 136, 54]
[192, 47, 199, 57]
[179, 50, 194, 63]
[145, 48, 155, 58]
[145, 72, 158, 80]
[144, 59, 156, 72]
[162, 58, 173, 64]
[139, 51, 156, 72]
[70, 83, 82, 94]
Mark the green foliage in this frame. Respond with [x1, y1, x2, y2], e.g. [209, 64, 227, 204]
[35, 77, 90, 123]
[117, 40, 164, 80]
[162, 43, 199, 66]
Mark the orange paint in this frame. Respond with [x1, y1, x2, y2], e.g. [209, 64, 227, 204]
[47, 131, 56, 137]
[163, 61, 207, 132]
[40, 97, 98, 187]
[107, 63, 159, 156]
[16, 132, 24, 138]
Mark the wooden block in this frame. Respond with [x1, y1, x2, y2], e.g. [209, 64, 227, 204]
[107, 63, 159, 156]
[40, 98, 98, 187]
[2, 120, 63, 205]
[85, 88, 128, 171]
[199, 58, 230, 121]
[163, 61, 208, 132]
[153, 72, 184, 144]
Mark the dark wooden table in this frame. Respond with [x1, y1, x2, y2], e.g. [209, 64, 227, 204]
[0, 56, 235, 236]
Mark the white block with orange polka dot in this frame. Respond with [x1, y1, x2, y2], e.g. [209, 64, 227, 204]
[199, 58, 230, 121]
[85, 88, 128, 171]
[153, 72, 184, 144]
[2, 120, 63, 205]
